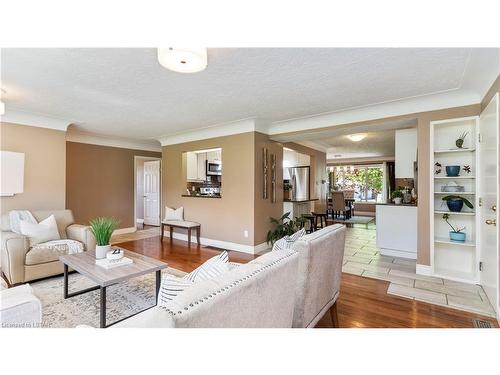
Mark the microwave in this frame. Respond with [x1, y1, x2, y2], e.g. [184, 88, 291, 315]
[206, 161, 222, 176]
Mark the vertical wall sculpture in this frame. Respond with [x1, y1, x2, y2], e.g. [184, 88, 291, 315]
[271, 153, 276, 203]
[263, 148, 268, 199]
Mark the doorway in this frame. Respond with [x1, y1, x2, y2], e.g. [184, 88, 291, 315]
[134, 156, 161, 229]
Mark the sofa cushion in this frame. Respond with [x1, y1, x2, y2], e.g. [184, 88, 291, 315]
[272, 228, 305, 251]
[25, 240, 83, 265]
[158, 275, 195, 309]
[32, 210, 75, 239]
[184, 251, 230, 282]
[20, 215, 61, 246]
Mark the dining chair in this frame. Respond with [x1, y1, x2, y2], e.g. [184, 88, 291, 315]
[331, 191, 352, 220]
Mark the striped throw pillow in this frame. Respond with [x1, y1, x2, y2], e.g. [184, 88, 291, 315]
[272, 228, 306, 251]
[158, 275, 194, 309]
[183, 251, 230, 282]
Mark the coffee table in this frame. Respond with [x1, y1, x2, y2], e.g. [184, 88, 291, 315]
[59, 248, 168, 328]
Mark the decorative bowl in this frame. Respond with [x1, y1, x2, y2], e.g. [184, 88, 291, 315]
[445, 165, 461, 177]
[441, 185, 465, 192]
[106, 249, 124, 260]
[450, 231, 466, 242]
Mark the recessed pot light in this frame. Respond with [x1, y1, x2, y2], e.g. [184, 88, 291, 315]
[158, 48, 208, 73]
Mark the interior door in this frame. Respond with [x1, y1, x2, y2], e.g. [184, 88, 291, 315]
[143, 160, 161, 226]
[479, 93, 499, 315]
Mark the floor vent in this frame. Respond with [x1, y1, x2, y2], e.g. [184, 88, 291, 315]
[473, 319, 492, 328]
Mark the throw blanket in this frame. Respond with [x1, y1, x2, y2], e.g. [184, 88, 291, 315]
[9, 210, 36, 234]
[32, 239, 84, 255]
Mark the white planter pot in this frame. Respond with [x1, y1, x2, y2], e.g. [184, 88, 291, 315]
[394, 197, 403, 205]
[95, 244, 111, 259]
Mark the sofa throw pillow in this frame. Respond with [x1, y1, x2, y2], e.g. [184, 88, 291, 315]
[157, 275, 194, 309]
[183, 250, 230, 282]
[164, 206, 184, 221]
[20, 214, 61, 246]
[272, 228, 306, 251]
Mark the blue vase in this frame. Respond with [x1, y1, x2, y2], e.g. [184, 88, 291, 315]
[446, 165, 460, 176]
[450, 231, 466, 242]
[446, 199, 464, 212]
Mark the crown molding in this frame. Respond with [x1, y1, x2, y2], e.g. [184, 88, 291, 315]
[157, 118, 270, 146]
[1, 109, 72, 131]
[267, 89, 480, 136]
[66, 130, 162, 152]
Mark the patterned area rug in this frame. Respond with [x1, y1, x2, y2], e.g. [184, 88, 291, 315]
[30, 267, 186, 328]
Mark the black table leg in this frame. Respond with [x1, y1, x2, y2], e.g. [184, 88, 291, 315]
[63, 264, 69, 298]
[100, 286, 106, 328]
[155, 270, 161, 302]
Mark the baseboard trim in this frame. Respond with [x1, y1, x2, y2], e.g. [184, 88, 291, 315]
[166, 232, 268, 254]
[416, 264, 432, 276]
[379, 248, 416, 260]
[113, 227, 136, 235]
[136, 219, 144, 224]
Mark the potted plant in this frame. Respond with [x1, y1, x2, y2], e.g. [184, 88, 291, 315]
[442, 213, 466, 242]
[89, 217, 119, 259]
[455, 131, 468, 148]
[266, 212, 305, 245]
[442, 195, 474, 213]
[391, 190, 403, 205]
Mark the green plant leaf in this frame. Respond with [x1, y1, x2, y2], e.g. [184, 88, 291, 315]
[441, 195, 474, 209]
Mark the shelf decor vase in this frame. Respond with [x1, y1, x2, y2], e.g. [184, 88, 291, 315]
[95, 244, 111, 259]
[445, 165, 461, 177]
[455, 139, 464, 148]
[393, 197, 402, 205]
[446, 199, 464, 212]
[449, 231, 466, 242]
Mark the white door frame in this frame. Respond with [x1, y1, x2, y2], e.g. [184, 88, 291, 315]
[134, 156, 162, 229]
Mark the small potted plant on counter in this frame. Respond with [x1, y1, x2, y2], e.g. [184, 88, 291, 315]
[89, 217, 119, 259]
[391, 190, 403, 205]
[441, 195, 474, 213]
[442, 213, 466, 242]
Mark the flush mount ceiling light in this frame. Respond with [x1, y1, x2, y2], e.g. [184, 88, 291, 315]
[157, 48, 208, 73]
[347, 133, 367, 142]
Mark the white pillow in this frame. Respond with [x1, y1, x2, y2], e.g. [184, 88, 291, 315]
[157, 275, 194, 309]
[272, 228, 305, 251]
[20, 214, 61, 246]
[183, 251, 230, 282]
[164, 206, 184, 221]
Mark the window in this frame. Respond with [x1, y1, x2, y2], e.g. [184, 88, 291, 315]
[332, 165, 384, 203]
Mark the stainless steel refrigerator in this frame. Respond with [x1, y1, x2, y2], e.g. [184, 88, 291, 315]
[285, 166, 310, 201]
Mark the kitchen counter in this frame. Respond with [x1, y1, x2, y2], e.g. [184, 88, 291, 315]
[181, 194, 221, 199]
[283, 198, 319, 203]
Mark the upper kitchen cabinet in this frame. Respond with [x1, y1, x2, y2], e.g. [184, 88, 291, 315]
[207, 149, 222, 163]
[283, 148, 310, 168]
[186, 151, 207, 181]
[395, 128, 417, 178]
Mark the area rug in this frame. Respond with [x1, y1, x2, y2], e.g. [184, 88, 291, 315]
[333, 215, 374, 227]
[30, 267, 186, 328]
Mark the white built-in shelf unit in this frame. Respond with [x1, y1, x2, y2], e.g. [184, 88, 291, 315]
[430, 116, 480, 284]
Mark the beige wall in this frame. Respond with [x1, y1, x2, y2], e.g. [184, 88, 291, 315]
[0, 122, 66, 215]
[481, 74, 500, 110]
[163, 132, 256, 246]
[66, 141, 161, 228]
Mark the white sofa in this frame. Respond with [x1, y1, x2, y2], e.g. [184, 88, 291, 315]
[0, 284, 42, 328]
[291, 224, 346, 328]
[115, 249, 299, 328]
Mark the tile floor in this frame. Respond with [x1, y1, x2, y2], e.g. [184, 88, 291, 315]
[343, 224, 496, 317]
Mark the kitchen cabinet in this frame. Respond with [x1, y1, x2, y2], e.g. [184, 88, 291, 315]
[207, 150, 221, 163]
[376, 204, 417, 259]
[395, 128, 417, 178]
[186, 152, 198, 181]
[187, 152, 207, 181]
[283, 149, 310, 168]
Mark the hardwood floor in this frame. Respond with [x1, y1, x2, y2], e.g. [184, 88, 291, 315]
[117, 235, 498, 328]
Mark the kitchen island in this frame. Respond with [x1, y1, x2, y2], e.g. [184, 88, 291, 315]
[376, 202, 417, 259]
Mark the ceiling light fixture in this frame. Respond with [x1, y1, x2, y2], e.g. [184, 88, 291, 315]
[347, 133, 367, 142]
[157, 48, 208, 73]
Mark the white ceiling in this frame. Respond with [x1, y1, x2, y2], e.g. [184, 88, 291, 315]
[323, 129, 396, 160]
[1, 48, 498, 143]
